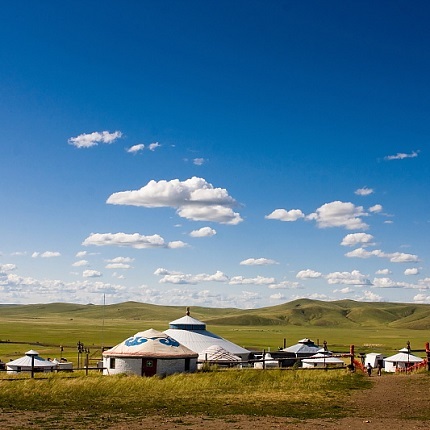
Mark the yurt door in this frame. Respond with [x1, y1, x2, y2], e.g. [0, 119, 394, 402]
[141, 358, 157, 376]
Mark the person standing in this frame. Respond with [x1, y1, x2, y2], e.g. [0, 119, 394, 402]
[367, 363, 372, 376]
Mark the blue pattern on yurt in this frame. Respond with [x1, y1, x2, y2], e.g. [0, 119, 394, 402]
[125, 335, 180, 348]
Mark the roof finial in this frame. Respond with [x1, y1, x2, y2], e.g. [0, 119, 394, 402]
[186, 307, 190, 316]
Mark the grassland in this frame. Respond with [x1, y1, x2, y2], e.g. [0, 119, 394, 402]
[1, 298, 430, 364]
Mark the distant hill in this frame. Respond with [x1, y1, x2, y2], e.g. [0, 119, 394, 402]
[1, 299, 430, 330]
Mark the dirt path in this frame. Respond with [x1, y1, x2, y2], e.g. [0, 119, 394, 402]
[1, 374, 429, 429]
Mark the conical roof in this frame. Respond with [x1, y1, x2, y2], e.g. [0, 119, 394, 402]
[384, 351, 423, 363]
[169, 315, 206, 330]
[103, 328, 198, 358]
[7, 353, 56, 368]
[198, 345, 241, 362]
[282, 338, 320, 355]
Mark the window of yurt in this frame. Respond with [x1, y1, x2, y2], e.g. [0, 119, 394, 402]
[110, 358, 116, 369]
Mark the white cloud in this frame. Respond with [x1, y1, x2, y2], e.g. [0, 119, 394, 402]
[193, 158, 206, 166]
[167, 241, 188, 249]
[404, 268, 419, 276]
[190, 227, 217, 238]
[229, 275, 276, 285]
[359, 290, 383, 302]
[32, 251, 61, 258]
[345, 248, 419, 263]
[127, 144, 145, 154]
[105, 263, 132, 270]
[155, 269, 229, 285]
[105, 257, 134, 264]
[269, 293, 286, 300]
[355, 187, 374, 196]
[296, 269, 322, 279]
[10, 251, 26, 256]
[68, 131, 122, 148]
[265, 209, 305, 222]
[326, 270, 371, 286]
[240, 258, 278, 266]
[83, 270, 102, 278]
[384, 150, 419, 161]
[369, 204, 383, 213]
[148, 142, 160, 151]
[371, 277, 416, 289]
[75, 251, 87, 258]
[375, 269, 391, 275]
[307, 201, 368, 230]
[82, 232, 186, 249]
[413, 294, 430, 304]
[0, 264, 17, 272]
[268, 280, 301, 289]
[384, 220, 394, 224]
[341, 233, 374, 247]
[107, 177, 242, 225]
[333, 287, 354, 294]
[72, 260, 89, 267]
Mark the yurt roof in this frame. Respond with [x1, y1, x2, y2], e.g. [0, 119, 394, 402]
[169, 315, 206, 330]
[302, 355, 344, 364]
[164, 327, 249, 356]
[103, 328, 198, 358]
[282, 338, 319, 354]
[384, 352, 423, 363]
[7, 353, 56, 368]
[198, 345, 242, 362]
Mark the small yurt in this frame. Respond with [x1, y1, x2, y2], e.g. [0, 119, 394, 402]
[253, 352, 279, 369]
[302, 350, 345, 369]
[164, 309, 250, 360]
[364, 353, 384, 369]
[7, 350, 56, 373]
[198, 345, 242, 368]
[383, 348, 423, 373]
[103, 328, 198, 376]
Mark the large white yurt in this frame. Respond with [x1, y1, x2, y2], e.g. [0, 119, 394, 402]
[383, 348, 423, 373]
[164, 309, 250, 360]
[102, 328, 198, 376]
[7, 350, 56, 373]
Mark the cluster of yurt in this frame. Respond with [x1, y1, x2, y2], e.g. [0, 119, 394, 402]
[301, 349, 345, 369]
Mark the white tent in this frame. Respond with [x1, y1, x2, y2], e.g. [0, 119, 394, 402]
[383, 348, 423, 373]
[253, 352, 279, 369]
[103, 328, 198, 376]
[198, 345, 242, 368]
[7, 350, 56, 373]
[302, 352, 345, 369]
[281, 338, 320, 357]
[164, 311, 250, 360]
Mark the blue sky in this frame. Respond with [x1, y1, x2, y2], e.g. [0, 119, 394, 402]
[1, 1, 429, 307]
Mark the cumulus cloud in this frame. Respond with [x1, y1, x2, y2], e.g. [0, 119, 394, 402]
[372, 277, 416, 289]
[404, 268, 419, 276]
[326, 270, 371, 286]
[83, 270, 102, 278]
[32, 251, 61, 258]
[369, 204, 383, 213]
[375, 269, 391, 275]
[193, 158, 206, 166]
[333, 287, 354, 294]
[307, 201, 368, 230]
[229, 275, 276, 285]
[106, 257, 134, 264]
[167, 241, 188, 249]
[127, 144, 145, 154]
[413, 293, 430, 304]
[359, 290, 383, 302]
[148, 142, 160, 151]
[107, 177, 242, 225]
[268, 280, 301, 289]
[345, 247, 419, 263]
[384, 150, 419, 161]
[240, 258, 278, 266]
[105, 263, 132, 270]
[68, 131, 122, 148]
[72, 260, 89, 267]
[75, 251, 87, 258]
[355, 187, 374, 196]
[265, 209, 305, 222]
[0, 264, 17, 272]
[154, 268, 229, 285]
[189, 227, 217, 238]
[269, 293, 286, 300]
[296, 269, 322, 279]
[82, 232, 186, 249]
[341, 233, 374, 247]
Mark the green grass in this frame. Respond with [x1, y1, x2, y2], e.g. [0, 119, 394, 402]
[0, 369, 369, 419]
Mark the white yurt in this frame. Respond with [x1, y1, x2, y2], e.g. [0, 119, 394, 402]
[253, 352, 279, 369]
[164, 309, 250, 360]
[301, 350, 345, 369]
[383, 348, 423, 373]
[198, 345, 242, 368]
[7, 350, 56, 373]
[281, 338, 320, 357]
[102, 328, 198, 376]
